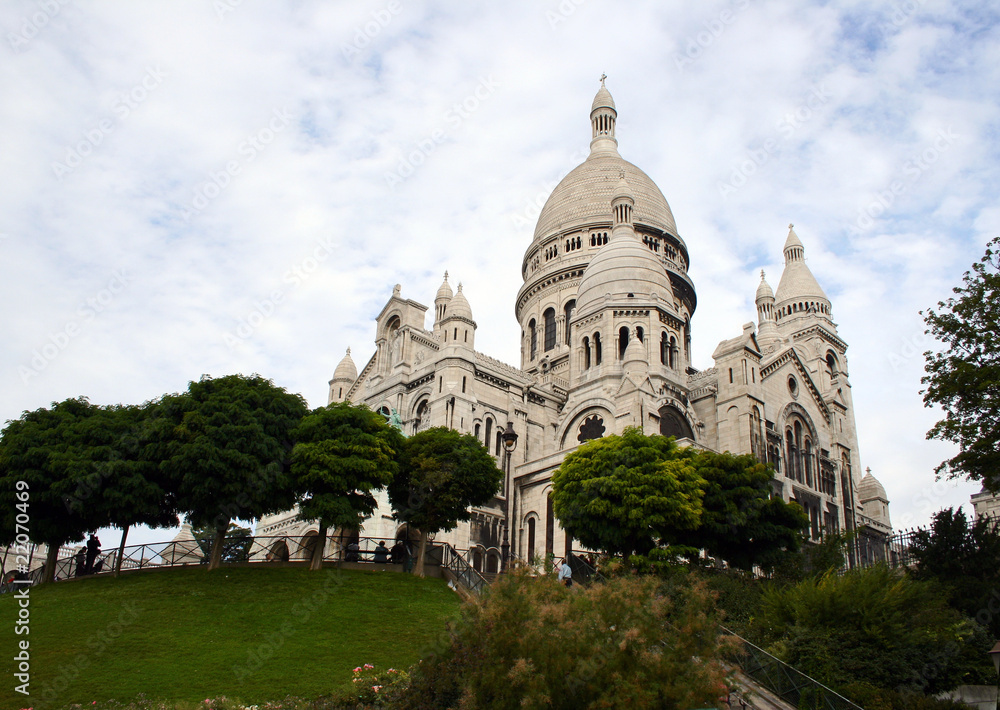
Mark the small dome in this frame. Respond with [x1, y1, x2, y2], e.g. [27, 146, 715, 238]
[333, 347, 357, 381]
[576, 230, 673, 315]
[435, 271, 453, 302]
[592, 80, 616, 112]
[612, 171, 635, 204]
[858, 471, 888, 503]
[446, 283, 474, 321]
[756, 270, 774, 302]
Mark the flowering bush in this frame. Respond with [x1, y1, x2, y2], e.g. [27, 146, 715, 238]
[349, 663, 411, 707]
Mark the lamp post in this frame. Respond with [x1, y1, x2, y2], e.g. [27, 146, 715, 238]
[500, 421, 518, 572]
[988, 641, 1000, 710]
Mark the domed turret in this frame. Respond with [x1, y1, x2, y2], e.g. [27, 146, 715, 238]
[622, 329, 649, 374]
[433, 271, 453, 332]
[448, 283, 473, 321]
[775, 224, 831, 323]
[440, 282, 477, 348]
[329, 347, 357, 403]
[576, 176, 673, 316]
[756, 270, 778, 346]
[590, 74, 618, 155]
[858, 468, 891, 530]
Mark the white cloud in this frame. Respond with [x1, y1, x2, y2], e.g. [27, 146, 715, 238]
[2, 0, 996, 545]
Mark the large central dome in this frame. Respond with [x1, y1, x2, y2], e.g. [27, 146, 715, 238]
[533, 153, 678, 242]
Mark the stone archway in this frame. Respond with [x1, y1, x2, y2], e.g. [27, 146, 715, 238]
[267, 540, 289, 562]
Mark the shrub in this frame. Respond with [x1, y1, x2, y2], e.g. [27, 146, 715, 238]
[395, 568, 733, 709]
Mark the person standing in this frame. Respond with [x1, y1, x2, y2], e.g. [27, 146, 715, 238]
[85, 534, 101, 575]
[558, 558, 573, 588]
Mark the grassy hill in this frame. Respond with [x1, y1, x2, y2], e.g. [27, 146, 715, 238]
[0, 565, 461, 709]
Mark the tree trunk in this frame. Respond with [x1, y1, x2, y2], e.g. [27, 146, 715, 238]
[309, 524, 327, 571]
[208, 520, 228, 571]
[415, 530, 428, 577]
[114, 524, 130, 577]
[42, 543, 60, 585]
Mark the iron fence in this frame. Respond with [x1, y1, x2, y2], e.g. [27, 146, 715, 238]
[721, 626, 864, 710]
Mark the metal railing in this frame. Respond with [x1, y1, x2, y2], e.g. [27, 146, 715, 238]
[437, 542, 489, 594]
[721, 626, 863, 710]
[0, 534, 419, 593]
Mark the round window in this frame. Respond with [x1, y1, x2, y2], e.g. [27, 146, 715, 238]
[788, 375, 798, 397]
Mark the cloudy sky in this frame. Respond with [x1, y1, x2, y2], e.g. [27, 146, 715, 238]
[2, 0, 997, 546]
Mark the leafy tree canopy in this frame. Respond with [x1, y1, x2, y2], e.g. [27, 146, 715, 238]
[751, 566, 978, 695]
[922, 235, 1000, 490]
[291, 402, 402, 569]
[908, 507, 1000, 639]
[388, 426, 502, 536]
[0, 398, 107, 553]
[551, 428, 704, 559]
[161, 374, 308, 568]
[682, 449, 808, 571]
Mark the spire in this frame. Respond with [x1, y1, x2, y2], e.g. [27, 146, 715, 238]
[775, 223, 832, 324]
[590, 75, 619, 155]
[755, 270, 779, 347]
[783, 224, 804, 263]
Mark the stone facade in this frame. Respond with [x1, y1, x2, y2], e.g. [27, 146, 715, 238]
[256, 80, 892, 570]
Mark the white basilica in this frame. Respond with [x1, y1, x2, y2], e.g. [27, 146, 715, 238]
[256, 80, 893, 571]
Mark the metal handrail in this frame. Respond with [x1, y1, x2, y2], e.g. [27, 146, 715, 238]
[720, 626, 864, 710]
[436, 542, 489, 594]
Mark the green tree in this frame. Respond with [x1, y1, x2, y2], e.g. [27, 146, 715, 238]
[388, 427, 502, 576]
[751, 566, 976, 694]
[191, 523, 253, 563]
[922, 236, 1000, 490]
[0, 398, 108, 583]
[551, 428, 704, 560]
[64, 402, 179, 576]
[682, 450, 808, 571]
[161, 374, 308, 570]
[291, 402, 402, 570]
[908, 507, 1000, 639]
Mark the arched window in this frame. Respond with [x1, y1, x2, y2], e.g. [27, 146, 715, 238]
[593, 332, 602, 365]
[564, 300, 575, 344]
[474, 422, 480, 439]
[636, 326, 644, 342]
[484, 417, 493, 447]
[529, 319, 537, 360]
[669, 336, 677, 369]
[659, 406, 694, 440]
[544, 308, 556, 351]
[750, 406, 763, 461]
[526, 517, 536, 563]
[785, 429, 797, 481]
[618, 326, 629, 359]
[804, 439, 814, 488]
[495, 431, 502, 456]
[583, 336, 591, 369]
[660, 332, 668, 365]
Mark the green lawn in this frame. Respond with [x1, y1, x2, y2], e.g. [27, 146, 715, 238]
[0, 565, 461, 709]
